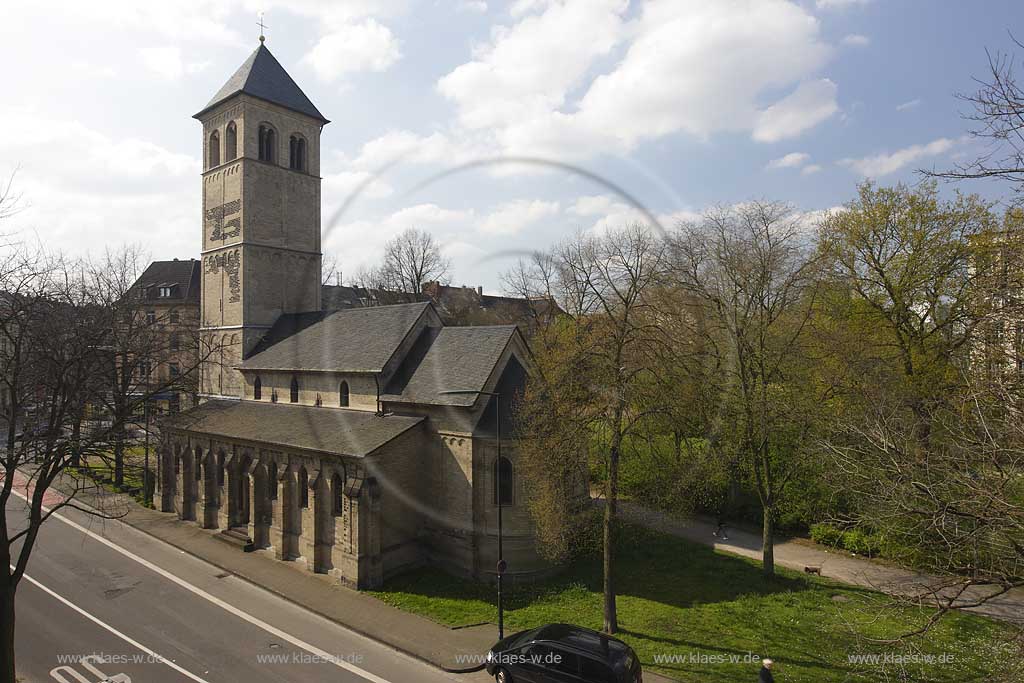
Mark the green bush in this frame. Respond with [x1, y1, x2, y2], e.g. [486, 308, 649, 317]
[809, 522, 844, 547]
[841, 529, 879, 557]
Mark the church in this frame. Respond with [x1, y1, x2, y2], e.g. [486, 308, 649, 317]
[155, 38, 542, 589]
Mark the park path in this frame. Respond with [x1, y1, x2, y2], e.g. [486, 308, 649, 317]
[601, 497, 1024, 624]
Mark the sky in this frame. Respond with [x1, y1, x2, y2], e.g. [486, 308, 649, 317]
[2, 0, 1022, 293]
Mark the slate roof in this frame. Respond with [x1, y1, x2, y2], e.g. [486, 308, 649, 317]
[165, 400, 422, 457]
[195, 43, 329, 124]
[131, 259, 201, 304]
[381, 326, 519, 406]
[241, 302, 432, 373]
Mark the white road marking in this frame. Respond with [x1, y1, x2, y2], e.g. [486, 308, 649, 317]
[15, 568, 209, 682]
[10, 487, 395, 683]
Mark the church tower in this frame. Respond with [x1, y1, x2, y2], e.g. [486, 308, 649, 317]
[194, 39, 328, 399]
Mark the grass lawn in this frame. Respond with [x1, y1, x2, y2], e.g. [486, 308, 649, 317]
[369, 525, 1019, 682]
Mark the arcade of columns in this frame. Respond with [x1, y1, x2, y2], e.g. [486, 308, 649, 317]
[157, 438, 384, 589]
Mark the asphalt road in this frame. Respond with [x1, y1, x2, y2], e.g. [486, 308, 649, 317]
[6, 491, 492, 683]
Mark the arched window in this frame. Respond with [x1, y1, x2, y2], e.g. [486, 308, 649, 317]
[298, 466, 309, 508]
[253, 376, 262, 400]
[339, 381, 350, 407]
[208, 131, 220, 168]
[225, 121, 237, 160]
[258, 124, 276, 162]
[289, 135, 306, 171]
[332, 473, 344, 515]
[493, 456, 513, 506]
[289, 375, 299, 403]
[268, 462, 278, 500]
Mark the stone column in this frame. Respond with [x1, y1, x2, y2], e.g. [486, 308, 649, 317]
[216, 449, 230, 530]
[277, 463, 300, 560]
[173, 444, 185, 518]
[297, 464, 317, 568]
[267, 456, 285, 556]
[312, 470, 334, 574]
[241, 455, 258, 542]
[202, 450, 219, 529]
[159, 443, 176, 513]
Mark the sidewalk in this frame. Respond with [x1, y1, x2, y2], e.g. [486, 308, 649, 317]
[609, 498, 1024, 624]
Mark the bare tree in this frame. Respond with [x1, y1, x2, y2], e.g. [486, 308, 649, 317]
[671, 201, 824, 577]
[321, 250, 341, 286]
[821, 376, 1024, 632]
[379, 227, 451, 296]
[513, 224, 668, 633]
[0, 244, 218, 678]
[926, 38, 1024, 200]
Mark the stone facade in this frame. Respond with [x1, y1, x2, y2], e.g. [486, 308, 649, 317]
[155, 41, 553, 590]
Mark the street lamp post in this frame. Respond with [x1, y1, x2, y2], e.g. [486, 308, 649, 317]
[440, 388, 505, 639]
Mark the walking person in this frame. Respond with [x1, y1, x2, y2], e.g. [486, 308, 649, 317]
[759, 658, 774, 683]
[712, 495, 729, 541]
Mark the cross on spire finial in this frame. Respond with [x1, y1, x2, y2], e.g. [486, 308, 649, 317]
[257, 12, 268, 43]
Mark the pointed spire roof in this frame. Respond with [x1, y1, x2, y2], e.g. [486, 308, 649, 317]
[195, 43, 329, 124]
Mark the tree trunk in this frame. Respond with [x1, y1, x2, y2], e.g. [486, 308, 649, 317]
[762, 505, 775, 578]
[0, 588, 15, 682]
[113, 425, 124, 488]
[603, 444, 619, 635]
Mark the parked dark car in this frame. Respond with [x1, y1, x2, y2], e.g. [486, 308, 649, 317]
[485, 623, 642, 683]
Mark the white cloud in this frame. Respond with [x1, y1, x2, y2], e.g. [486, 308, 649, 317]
[302, 18, 402, 82]
[323, 170, 394, 200]
[0, 106, 199, 256]
[438, 0, 628, 132]
[568, 195, 699, 234]
[753, 79, 839, 143]
[351, 130, 484, 169]
[841, 33, 870, 46]
[440, 0, 836, 158]
[767, 152, 811, 170]
[801, 164, 823, 175]
[479, 199, 559, 236]
[139, 47, 210, 80]
[896, 98, 921, 112]
[457, 0, 488, 13]
[839, 137, 959, 177]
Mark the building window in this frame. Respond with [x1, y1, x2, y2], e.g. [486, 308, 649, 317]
[253, 376, 262, 400]
[225, 121, 237, 160]
[332, 473, 344, 515]
[146, 310, 156, 325]
[299, 466, 309, 508]
[138, 360, 151, 379]
[170, 333, 180, 351]
[290, 375, 299, 403]
[268, 461, 278, 500]
[209, 131, 220, 167]
[169, 362, 179, 377]
[158, 286, 173, 298]
[169, 395, 180, 413]
[339, 381, 349, 407]
[289, 135, 306, 171]
[258, 124, 276, 162]
[169, 309, 179, 324]
[493, 457, 513, 506]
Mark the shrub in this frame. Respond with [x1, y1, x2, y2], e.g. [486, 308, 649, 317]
[810, 523, 843, 547]
[841, 529, 879, 557]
